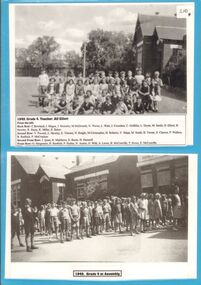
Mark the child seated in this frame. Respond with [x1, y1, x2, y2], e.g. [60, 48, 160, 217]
[114, 98, 128, 115]
[124, 93, 133, 114]
[134, 96, 144, 114]
[138, 80, 151, 112]
[100, 96, 115, 115]
[78, 94, 94, 115]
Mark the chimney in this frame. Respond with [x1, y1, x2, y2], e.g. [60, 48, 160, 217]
[76, 156, 81, 166]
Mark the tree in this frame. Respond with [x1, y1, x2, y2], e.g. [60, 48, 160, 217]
[15, 47, 29, 68]
[27, 36, 60, 68]
[64, 50, 82, 75]
[83, 29, 136, 74]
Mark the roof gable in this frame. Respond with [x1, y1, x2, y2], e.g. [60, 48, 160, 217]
[138, 14, 186, 37]
[155, 26, 186, 41]
[67, 156, 119, 175]
[39, 164, 67, 180]
[14, 156, 40, 175]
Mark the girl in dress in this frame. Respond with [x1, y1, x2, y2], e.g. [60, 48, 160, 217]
[138, 80, 151, 112]
[114, 77, 122, 98]
[153, 193, 162, 229]
[99, 77, 108, 94]
[148, 193, 155, 230]
[91, 77, 100, 99]
[65, 79, 75, 103]
[84, 78, 92, 94]
[150, 71, 163, 112]
[113, 198, 123, 233]
[75, 79, 84, 96]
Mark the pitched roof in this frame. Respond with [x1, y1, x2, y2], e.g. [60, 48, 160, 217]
[39, 164, 67, 180]
[155, 26, 186, 41]
[15, 156, 40, 175]
[67, 156, 119, 175]
[138, 14, 186, 37]
[14, 156, 70, 178]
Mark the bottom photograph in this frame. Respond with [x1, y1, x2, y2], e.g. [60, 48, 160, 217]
[9, 153, 190, 263]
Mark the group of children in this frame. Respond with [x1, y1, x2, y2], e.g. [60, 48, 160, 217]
[37, 69, 163, 115]
[11, 188, 187, 251]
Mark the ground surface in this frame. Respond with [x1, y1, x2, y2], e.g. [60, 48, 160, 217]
[15, 77, 187, 115]
[11, 227, 187, 262]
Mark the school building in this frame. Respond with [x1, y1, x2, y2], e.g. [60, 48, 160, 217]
[11, 156, 67, 207]
[11, 155, 188, 206]
[137, 155, 188, 194]
[133, 14, 186, 75]
[64, 156, 141, 200]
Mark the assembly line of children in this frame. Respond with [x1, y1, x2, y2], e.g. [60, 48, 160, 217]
[37, 68, 163, 115]
[11, 186, 187, 252]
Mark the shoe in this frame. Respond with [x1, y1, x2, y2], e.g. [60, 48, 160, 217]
[61, 240, 64, 243]
[77, 237, 81, 240]
[26, 247, 32, 252]
[20, 243, 25, 247]
[31, 245, 39, 249]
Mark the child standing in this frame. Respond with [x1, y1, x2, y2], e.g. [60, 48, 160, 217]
[37, 69, 49, 106]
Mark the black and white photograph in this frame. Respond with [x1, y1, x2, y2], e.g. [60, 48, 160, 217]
[10, 154, 190, 263]
[12, 3, 191, 116]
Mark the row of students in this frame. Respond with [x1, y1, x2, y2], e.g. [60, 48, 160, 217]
[11, 188, 186, 251]
[37, 69, 163, 114]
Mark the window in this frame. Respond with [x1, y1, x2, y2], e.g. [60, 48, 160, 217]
[75, 173, 108, 199]
[59, 186, 65, 201]
[137, 46, 143, 66]
[11, 180, 21, 207]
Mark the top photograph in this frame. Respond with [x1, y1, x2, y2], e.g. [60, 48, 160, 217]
[11, 3, 192, 116]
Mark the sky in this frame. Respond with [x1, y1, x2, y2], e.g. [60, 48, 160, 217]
[15, 3, 178, 54]
[15, 154, 119, 172]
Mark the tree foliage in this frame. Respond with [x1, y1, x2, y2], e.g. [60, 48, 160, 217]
[83, 29, 135, 74]
[64, 50, 82, 74]
[27, 36, 60, 68]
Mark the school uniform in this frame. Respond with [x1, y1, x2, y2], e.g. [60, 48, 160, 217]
[172, 194, 182, 219]
[50, 207, 59, 231]
[153, 199, 162, 220]
[138, 198, 147, 220]
[138, 85, 151, 111]
[59, 207, 71, 234]
[114, 204, 122, 225]
[129, 202, 139, 228]
[148, 199, 154, 220]
[23, 206, 35, 236]
[126, 76, 134, 89]
[11, 212, 21, 237]
[70, 205, 80, 228]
